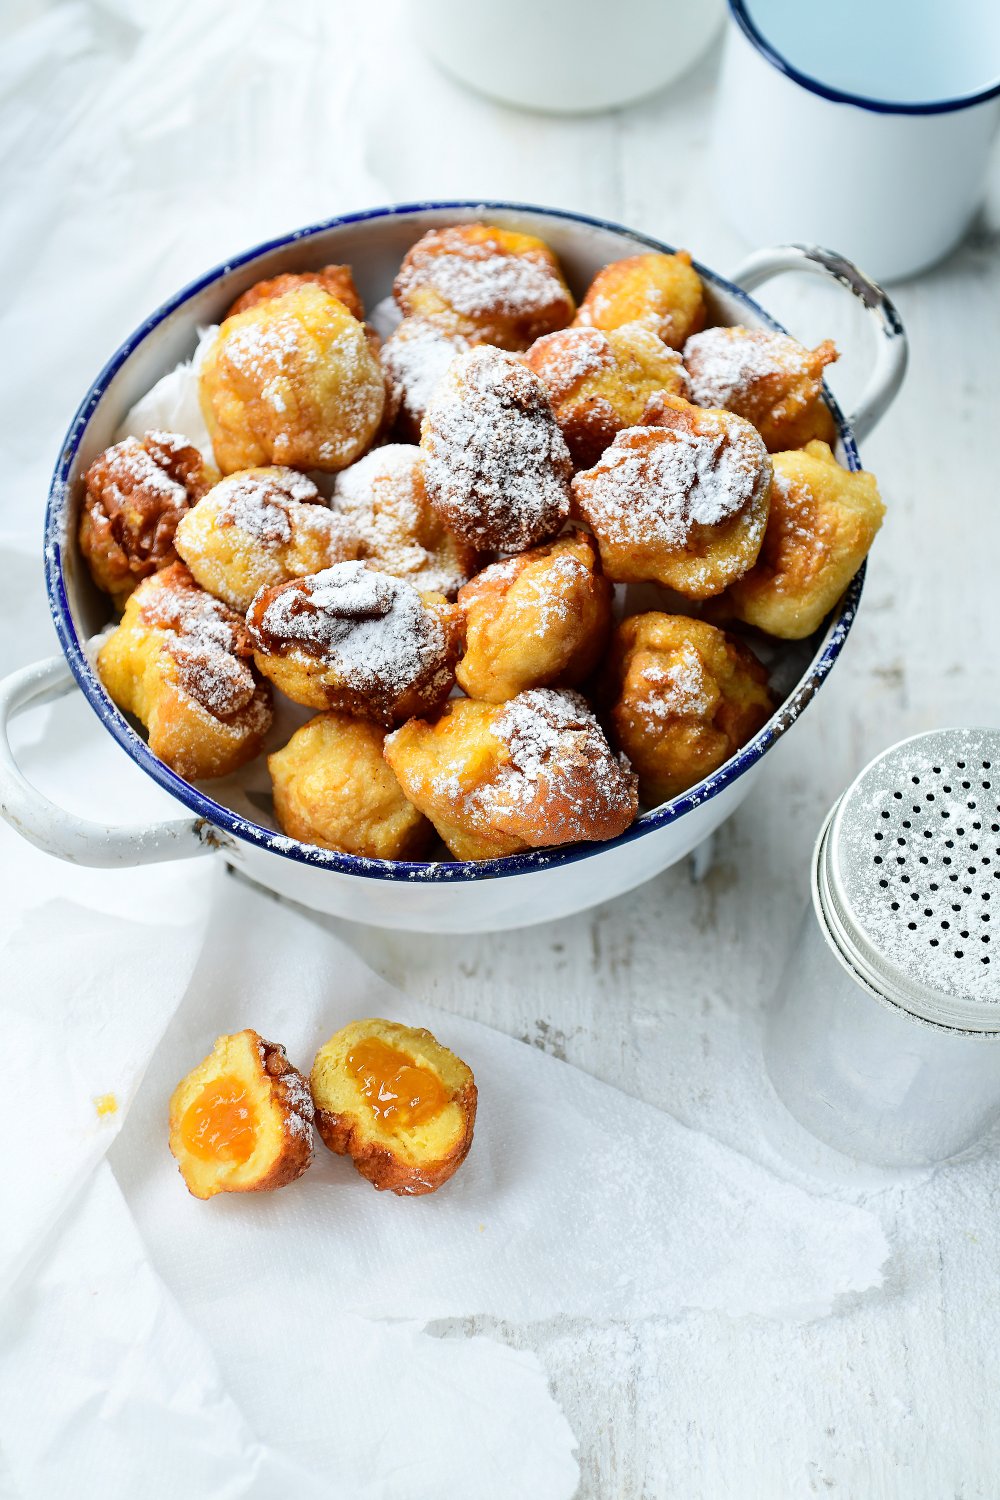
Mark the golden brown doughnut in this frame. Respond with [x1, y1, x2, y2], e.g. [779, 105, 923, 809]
[97, 562, 272, 780]
[332, 444, 480, 597]
[571, 394, 772, 598]
[683, 325, 838, 451]
[169, 1030, 313, 1200]
[79, 431, 217, 607]
[420, 346, 573, 552]
[456, 532, 613, 702]
[310, 1018, 476, 1195]
[712, 441, 885, 638]
[393, 222, 575, 350]
[575, 251, 706, 349]
[174, 467, 358, 612]
[198, 284, 384, 474]
[384, 688, 638, 861]
[247, 561, 461, 726]
[225, 263, 365, 322]
[268, 712, 430, 859]
[602, 613, 772, 803]
[525, 322, 689, 468]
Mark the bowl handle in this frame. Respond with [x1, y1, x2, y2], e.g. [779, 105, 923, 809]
[0, 654, 218, 867]
[728, 244, 908, 444]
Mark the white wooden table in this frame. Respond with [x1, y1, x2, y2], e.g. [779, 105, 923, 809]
[3, 4, 999, 1493]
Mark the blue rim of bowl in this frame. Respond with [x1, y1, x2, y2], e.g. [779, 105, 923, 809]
[729, 0, 1000, 116]
[45, 197, 864, 885]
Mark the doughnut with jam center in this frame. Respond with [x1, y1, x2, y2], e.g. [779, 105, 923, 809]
[169, 1029, 313, 1200]
[310, 1018, 476, 1195]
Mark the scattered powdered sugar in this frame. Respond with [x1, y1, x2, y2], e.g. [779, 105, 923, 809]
[527, 325, 612, 401]
[396, 233, 569, 322]
[480, 688, 637, 835]
[639, 643, 714, 721]
[211, 468, 322, 545]
[91, 436, 189, 513]
[334, 445, 474, 596]
[422, 347, 572, 551]
[573, 415, 768, 551]
[466, 549, 587, 639]
[380, 318, 472, 430]
[389, 689, 637, 846]
[250, 560, 448, 699]
[140, 573, 259, 719]
[683, 326, 811, 409]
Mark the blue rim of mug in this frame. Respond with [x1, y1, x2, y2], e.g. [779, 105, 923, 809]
[45, 197, 863, 885]
[729, 0, 1000, 116]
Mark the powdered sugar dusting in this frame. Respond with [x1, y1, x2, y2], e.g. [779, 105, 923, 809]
[639, 644, 714, 722]
[334, 445, 475, 597]
[422, 347, 572, 551]
[397, 239, 568, 322]
[380, 318, 472, 432]
[249, 561, 450, 700]
[139, 572, 260, 720]
[90, 436, 189, 513]
[684, 326, 811, 409]
[573, 415, 769, 552]
[483, 688, 636, 835]
[211, 468, 322, 544]
[528, 325, 613, 402]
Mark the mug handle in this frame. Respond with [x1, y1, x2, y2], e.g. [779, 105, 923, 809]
[0, 654, 218, 867]
[728, 243, 908, 443]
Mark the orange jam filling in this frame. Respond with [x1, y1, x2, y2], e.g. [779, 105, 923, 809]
[346, 1037, 450, 1128]
[180, 1074, 258, 1164]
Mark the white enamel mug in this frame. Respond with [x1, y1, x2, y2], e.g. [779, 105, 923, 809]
[714, 0, 1000, 281]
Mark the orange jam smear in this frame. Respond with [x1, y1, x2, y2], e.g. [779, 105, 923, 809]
[346, 1037, 450, 1128]
[180, 1074, 258, 1164]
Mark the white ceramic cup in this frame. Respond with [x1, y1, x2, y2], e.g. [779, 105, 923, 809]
[415, 0, 724, 114]
[713, 0, 1000, 281]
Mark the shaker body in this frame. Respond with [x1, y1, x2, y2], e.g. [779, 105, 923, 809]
[765, 902, 1000, 1167]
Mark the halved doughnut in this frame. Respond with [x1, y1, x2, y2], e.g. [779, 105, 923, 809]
[310, 1018, 476, 1195]
[168, 1029, 313, 1200]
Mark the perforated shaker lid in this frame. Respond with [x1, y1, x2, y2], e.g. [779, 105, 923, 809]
[821, 728, 1000, 1032]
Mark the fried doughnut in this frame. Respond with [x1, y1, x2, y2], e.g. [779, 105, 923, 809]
[332, 445, 479, 597]
[268, 712, 430, 859]
[602, 613, 772, 804]
[384, 688, 638, 861]
[247, 561, 461, 726]
[79, 431, 217, 606]
[575, 251, 706, 350]
[379, 316, 475, 442]
[174, 467, 358, 612]
[572, 394, 772, 598]
[198, 284, 384, 474]
[457, 532, 612, 702]
[420, 346, 572, 552]
[310, 1019, 476, 1196]
[713, 441, 885, 639]
[393, 222, 574, 350]
[683, 325, 838, 452]
[525, 321, 689, 468]
[169, 1030, 313, 1200]
[98, 562, 272, 780]
[225, 263, 364, 321]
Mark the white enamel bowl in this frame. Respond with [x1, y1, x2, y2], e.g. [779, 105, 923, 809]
[0, 202, 907, 932]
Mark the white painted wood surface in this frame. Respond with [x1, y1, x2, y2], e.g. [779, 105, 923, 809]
[3, 4, 999, 1492]
[318, 19, 1000, 1496]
